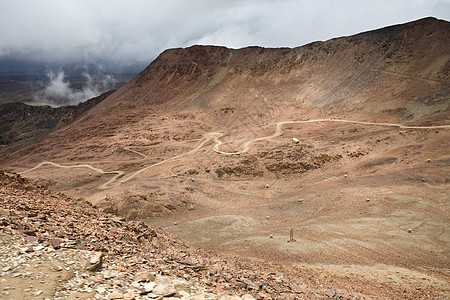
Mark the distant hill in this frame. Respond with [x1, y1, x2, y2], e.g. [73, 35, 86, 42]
[0, 90, 114, 157]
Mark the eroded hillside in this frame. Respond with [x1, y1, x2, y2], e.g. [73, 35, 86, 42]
[0, 90, 114, 157]
[1, 17, 449, 299]
[2, 17, 449, 166]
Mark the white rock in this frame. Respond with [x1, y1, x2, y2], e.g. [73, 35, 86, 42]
[178, 290, 190, 298]
[144, 282, 156, 292]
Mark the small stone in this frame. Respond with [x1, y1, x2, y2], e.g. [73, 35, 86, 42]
[49, 238, 62, 249]
[326, 289, 336, 298]
[135, 271, 155, 282]
[86, 252, 104, 271]
[109, 291, 124, 299]
[96, 286, 106, 293]
[90, 275, 104, 283]
[32, 290, 43, 296]
[144, 282, 156, 292]
[89, 252, 102, 264]
[242, 278, 259, 290]
[3, 286, 10, 290]
[123, 291, 135, 300]
[153, 276, 176, 296]
[242, 294, 257, 300]
[25, 236, 39, 243]
[52, 266, 63, 272]
[18, 229, 36, 236]
[178, 290, 190, 298]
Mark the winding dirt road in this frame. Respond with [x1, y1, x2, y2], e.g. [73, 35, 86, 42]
[21, 133, 219, 189]
[20, 119, 450, 189]
[213, 118, 450, 155]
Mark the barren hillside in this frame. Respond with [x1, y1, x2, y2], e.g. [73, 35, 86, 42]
[1, 17, 449, 299]
[2, 17, 449, 165]
[0, 90, 114, 157]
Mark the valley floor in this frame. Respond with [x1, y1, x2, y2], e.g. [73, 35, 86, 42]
[10, 117, 450, 299]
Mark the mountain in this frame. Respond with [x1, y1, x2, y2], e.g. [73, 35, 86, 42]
[1, 17, 450, 297]
[3, 17, 449, 165]
[0, 90, 114, 157]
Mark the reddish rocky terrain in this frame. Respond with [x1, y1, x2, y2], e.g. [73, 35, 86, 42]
[1, 17, 449, 299]
[1, 171, 447, 299]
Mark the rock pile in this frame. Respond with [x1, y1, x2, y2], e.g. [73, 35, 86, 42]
[0, 170, 365, 299]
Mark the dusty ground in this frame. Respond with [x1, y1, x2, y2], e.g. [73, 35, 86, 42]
[1, 17, 450, 299]
[13, 115, 450, 299]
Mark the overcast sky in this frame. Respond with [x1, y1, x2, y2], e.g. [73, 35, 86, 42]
[0, 0, 449, 72]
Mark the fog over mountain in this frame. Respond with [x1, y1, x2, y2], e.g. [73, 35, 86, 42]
[1, 0, 449, 75]
[0, 15, 449, 299]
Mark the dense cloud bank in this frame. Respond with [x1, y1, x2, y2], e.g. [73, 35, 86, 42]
[0, 0, 448, 74]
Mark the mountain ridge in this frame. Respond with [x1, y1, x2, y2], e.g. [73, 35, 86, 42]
[2, 16, 447, 166]
[90, 16, 450, 120]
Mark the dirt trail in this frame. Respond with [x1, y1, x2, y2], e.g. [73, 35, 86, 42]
[213, 118, 450, 155]
[20, 119, 450, 189]
[20, 133, 217, 189]
[21, 161, 124, 178]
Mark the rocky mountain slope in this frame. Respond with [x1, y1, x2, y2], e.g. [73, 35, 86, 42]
[0, 17, 449, 299]
[2, 17, 449, 165]
[3, 169, 435, 299]
[0, 90, 114, 157]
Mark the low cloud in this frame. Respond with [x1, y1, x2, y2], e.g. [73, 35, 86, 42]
[34, 70, 116, 106]
[0, 0, 448, 73]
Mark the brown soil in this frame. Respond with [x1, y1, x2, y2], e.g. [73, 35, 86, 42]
[1, 17, 450, 299]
